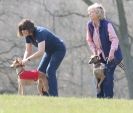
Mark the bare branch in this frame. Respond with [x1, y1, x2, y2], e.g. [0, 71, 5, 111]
[42, 0, 87, 17]
[82, 0, 93, 5]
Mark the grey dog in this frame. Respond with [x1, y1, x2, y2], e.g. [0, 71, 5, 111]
[89, 55, 105, 93]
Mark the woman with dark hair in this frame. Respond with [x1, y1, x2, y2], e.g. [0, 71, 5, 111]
[17, 19, 66, 96]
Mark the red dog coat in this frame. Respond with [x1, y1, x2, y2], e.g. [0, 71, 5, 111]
[19, 69, 39, 81]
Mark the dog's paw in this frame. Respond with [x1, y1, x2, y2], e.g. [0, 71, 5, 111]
[42, 91, 49, 96]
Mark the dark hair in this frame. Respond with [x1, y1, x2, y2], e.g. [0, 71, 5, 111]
[17, 19, 35, 37]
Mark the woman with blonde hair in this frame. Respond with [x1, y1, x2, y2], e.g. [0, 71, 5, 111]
[86, 3, 123, 98]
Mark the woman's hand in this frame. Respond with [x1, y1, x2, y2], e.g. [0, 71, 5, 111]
[22, 59, 29, 65]
[108, 54, 114, 61]
[108, 49, 115, 62]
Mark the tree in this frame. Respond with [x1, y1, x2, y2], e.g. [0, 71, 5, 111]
[116, 0, 133, 99]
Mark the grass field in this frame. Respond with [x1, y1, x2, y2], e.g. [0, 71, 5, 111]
[0, 95, 132, 113]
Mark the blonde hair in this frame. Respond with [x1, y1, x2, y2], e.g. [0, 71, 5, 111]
[88, 3, 105, 20]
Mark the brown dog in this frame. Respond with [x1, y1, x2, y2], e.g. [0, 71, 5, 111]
[89, 55, 105, 93]
[10, 58, 49, 96]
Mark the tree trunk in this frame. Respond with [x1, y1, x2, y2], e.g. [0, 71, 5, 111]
[116, 0, 133, 99]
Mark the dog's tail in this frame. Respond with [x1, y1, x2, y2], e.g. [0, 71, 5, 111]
[118, 62, 126, 71]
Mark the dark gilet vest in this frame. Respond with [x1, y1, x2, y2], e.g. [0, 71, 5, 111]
[88, 19, 123, 64]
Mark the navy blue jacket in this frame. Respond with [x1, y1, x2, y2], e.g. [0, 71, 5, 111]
[88, 19, 123, 64]
[26, 26, 65, 53]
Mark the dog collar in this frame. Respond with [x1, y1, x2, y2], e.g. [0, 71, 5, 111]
[17, 69, 24, 76]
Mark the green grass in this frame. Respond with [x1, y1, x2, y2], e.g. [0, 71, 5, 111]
[0, 95, 132, 113]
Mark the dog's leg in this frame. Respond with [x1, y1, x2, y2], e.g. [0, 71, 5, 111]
[18, 79, 24, 95]
[37, 78, 49, 96]
[18, 83, 21, 95]
[37, 79, 43, 95]
[38, 72, 49, 96]
[18, 83, 24, 95]
[96, 79, 103, 94]
[20, 84, 24, 95]
[18, 78, 22, 95]
[43, 74, 49, 92]
[97, 74, 105, 93]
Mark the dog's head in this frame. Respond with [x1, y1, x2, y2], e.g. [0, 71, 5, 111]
[89, 55, 100, 64]
[10, 57, 23, 68]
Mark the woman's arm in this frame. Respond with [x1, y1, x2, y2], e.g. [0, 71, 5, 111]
[23, 43, 32, 60]
[22, 41, 45, 64]
[26, 41, 45, 61]
[108, 23, 119, 61]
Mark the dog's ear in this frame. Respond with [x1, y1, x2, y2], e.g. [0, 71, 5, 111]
[15, 58, 19, 63]
[18, 57, 22, 64]
[10, 64, 13, 68]
[16, 57, 22, 63]
[10, 58, 16, 68]
[17, 57, 22, 61]
[10, 61, 15, 68]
